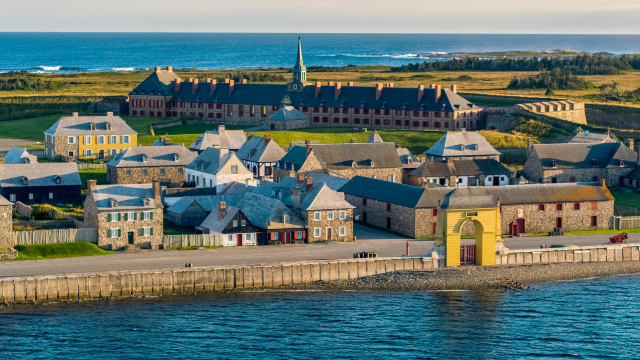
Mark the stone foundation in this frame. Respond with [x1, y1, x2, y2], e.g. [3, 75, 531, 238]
[0, 248, 17, 260]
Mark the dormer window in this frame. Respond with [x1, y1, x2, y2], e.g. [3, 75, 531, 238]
[174, 154, 180, 162]
[352, 161, 357, 170]
[381, 102, 386, 109]
[141, 90, 146, 94]
[151, 90, 155, 94]
[178, 96, 183, 101]
[54, 176, 61, 185]
[142, 154, 148, 163]
[361, 101, 366, 108]
[21, 177, 28, 186]
[420, 104, 425, 110]
[620, 160, 625, 167]
[320, 100, 325, 106]
[283, 214, 289, 224]
[215, 97, 219, 103]
[106, 123, 112, 131]
[144, 199, 151, 207]
[408, 158, 413, 165]
[461, 145, 465, 151]
[592, 159, 597, 167]
[110, 200, 117, 208]
[402, 103, 407, 109]
[90, 123, 96, 131]
[370, 160, 375, 167]
[24, 158, 30, 164]
[133, 90, 137, 94]
[340, 101, 345, 107]
[552, 160, 557, 168]
[196, 97, 201, 102]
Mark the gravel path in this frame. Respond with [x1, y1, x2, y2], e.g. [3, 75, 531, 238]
[270, 262, 640, 291]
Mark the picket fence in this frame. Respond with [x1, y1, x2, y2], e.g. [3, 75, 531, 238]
[162, 234, 223, 248]
[13, 228, 98, 246]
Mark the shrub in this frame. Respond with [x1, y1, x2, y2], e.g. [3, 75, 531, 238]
[512, 117, 553, 137]
[508, 69, 594, 90]
[31, 205, 53, 220]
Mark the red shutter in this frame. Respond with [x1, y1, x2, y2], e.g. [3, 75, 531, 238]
[302, 231, 306, 239]
[270, 232, 274, 240]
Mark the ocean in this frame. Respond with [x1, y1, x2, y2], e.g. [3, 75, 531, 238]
[1, 33, 640, 73]
[1, 274, 640, 359]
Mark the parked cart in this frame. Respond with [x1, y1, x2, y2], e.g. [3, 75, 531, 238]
[604, 233, 628, 245]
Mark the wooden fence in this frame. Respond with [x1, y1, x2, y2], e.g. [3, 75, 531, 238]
[77, 163, 107, 170]
[13, 228, 98, 246]
[162, 234, 223, 248]
[14, 201, 32, 218]
[614, 216, 640, 230]
[14, 219, 75, 228]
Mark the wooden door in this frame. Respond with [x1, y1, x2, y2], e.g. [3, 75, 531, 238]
[236, 234, 243, 246]
[493, 176, 499, 186]
[555, 217, 562, 228]
[99, 150, 105, 159]
[285, 232, 291, 244]
[128, 231, 134, 244]
[619, 176, 624, 186]
[327, 228, 332, 240]
[516, 219, 525, 234]
[431, 223, 437, 235]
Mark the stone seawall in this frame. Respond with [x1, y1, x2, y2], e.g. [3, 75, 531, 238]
[0, 257, 437, 305]
[495, 243, 640, 266]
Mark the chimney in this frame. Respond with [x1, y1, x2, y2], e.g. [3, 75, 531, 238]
[166, 66, 172, 72]
[305, 177, 313, 192]
[375, 83, 383, 100]
[174, 78, 181, 92]
[624, 138, 634, 151]
[152, 180, 161, 202]
[154, 66, 161, 72]
[417, 85, 424, 101]
[350, 139, 356, 143]
[218, 125, 225, 135]
[241, 79, 247, 84]
[160, 136, 165, 142]
[164, 138, 172, 145]
[192, 79, 198, 94]
[0, 158, 4, 165]
[315, 82, 322, 98]
[450, 84, 457, 93]
[265, 134, 271, 141]
[72, 112, 78, 117]
[188, 78, 193, 83]
[387, 83, 394, 87]
[306, 140, 312, 155]
[435, 85, 442, 102]
[601, 178, 606, 188]
[297, 173, 304, 182]
[429, 84, 436, 89]
[527, 140, 533, 152]
[292, 187, 301, 208]
[334, 82, 341, 99]
[106, 112, 113, 116]
[327, 81, 334, 86]
[346, 82, 354, 86]
[224, 79, 230, 83]
[87, 179, 97, 194]
[218, 201, 227, 222]
[228, 79, 235, 95]
[209, 79, 217, 94]
[219, 147, 229, 160]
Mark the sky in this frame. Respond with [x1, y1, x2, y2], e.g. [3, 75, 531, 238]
[2, 0, 640, 33]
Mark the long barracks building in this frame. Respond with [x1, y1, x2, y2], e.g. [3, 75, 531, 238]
[128, 40, 483, 131]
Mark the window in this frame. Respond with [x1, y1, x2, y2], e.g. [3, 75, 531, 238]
[314, 228, 321, 237]
[84, 136, 92, 145]
[160, 169, 165, 176]
[339, 211, 346, 220]
[108, 229, 121, 238]
[49, 192, 53, 199]
[387, 203, 391, 211]
[591, 202, 598, 210]
[109, 212, 120, 222]
[9, 194, 15, 202]
[126, 170, 132, 177]
[573, 203, 580, 210]
[210, 179, 213, 187]
[432, 208, 437, 216]
[387, 175, 394, 182]
[593, 176, 598, 182]
[538, 204, 545, 212]
[122, 135, 130, 144]
[29, 193, 33, 200]
[144, 211, 152, 220]
[126, 212, 135, 221]
[591, 216, 598, 226]
[551, 177, 557, 183]
[386, 217, 391, 229]
[231, 165, 238, 174]
[84, 149, 93, 157]
[143, 227, 153, 236]
[272, 232, 279, 240]
[68, 136, 74, 144]
[296, 231, 303, 239]
[233, 220, 238, 227]
[110, 135, 118, 144]
[97, 136, 105, 145]
[339, 226, 346, 236]
[227, 105, 233, 116]
[109, 149, 117, 156]
[314, 212, 321, 221]
[142, 170, 148, 176]
[570, 177, 576, 183]
[556, 204, 563, 211]
[327, 212, 334, 220]
[178, 168, 183, 175]
[241, 220, 246, 226]
[68, 151, 74, 157]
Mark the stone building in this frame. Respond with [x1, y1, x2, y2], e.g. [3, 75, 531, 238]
[514, 101, 586, 124]
[188, 125, 247, 154]
[425, 129, 501, 162]
[0, 163, 81, 204]
[408, 159, 511, 187]
[236, 134, 286, 180]
[339, 176, 615, 238]
[366, 130, 421, 181]
[293, 182, 355, 242]
[1, 147, 37, 164]
[198, 201, 260, 246]
[0, 195, 13, 249]
[106, 145, 197, 185]
[166, 194, 243, 228]
[273, 142, 404, 183]
[84, 180, 164, 250]
[521, 142, 638, 188]
[184, 146, 254, 193]
[128, 39, 483, 130]
[236, 193, 306, 245]
[265, 105, 309, 131]
[44, 112, 137, 160]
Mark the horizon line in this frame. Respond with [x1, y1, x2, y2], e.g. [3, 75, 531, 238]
[0, 31, 640, 36]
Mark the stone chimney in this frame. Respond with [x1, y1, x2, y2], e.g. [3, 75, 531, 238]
[346, 82, 354, 86]
[429, 84, 436, 89]
[218, 201, 227, 222]
[386, 83, 394, 87]
[87, 179, 97, 194]
[218, 125, 226, 135]
[417, 85, 424, 101]
[315, 82, 322, 98]
[375, 83, 383, 100]
[192, 79, 199, 94]
[624, 138, 634, 151]
[527, 140, 534, 152]
[174, 78, 181, 92]
[265, 134, 271, 141]
[72, 112, 78, 117]
[228, 80, 235, 95]
[297, 173, 304, 182]
[327, 81, 334, 86]
[208, 79, 217, 94]
[219, 147, 229, 159]
[166, 66, 172, 72]
[164, 138, 172, 145]
[241, 79, 247, 84]
[450, 84, 457, 93]
[152, 180, 161, 202]
[305, 177, 313, 192]
[292, 186, 301, 208]
[305, 140, 312, 156]
[106, 112, 113, 116]
[334, 82, 341, 99]
[0, 158, 3, 165]
[435, 85, 442, 102]
[154, 66, 161, 72]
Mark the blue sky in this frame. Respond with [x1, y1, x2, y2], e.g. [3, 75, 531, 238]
[3, 0, 640, 33]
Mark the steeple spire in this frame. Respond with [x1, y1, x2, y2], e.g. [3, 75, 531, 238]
[289, 36, 308, 90]
[296, 37, 303, 67]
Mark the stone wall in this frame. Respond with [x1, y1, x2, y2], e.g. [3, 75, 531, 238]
[0, 249, 17, 260]
[48, 135, 79, 160]
[495, 243, 640, 266]
[486, 114, 517, 131]
[585, 104, 640, 131]
[514, 106, 586, 125]
[346, 194, 417, 237]
[0, 204, 13, 249]
[107, 166, 185, 185]
[266, 119, 309, 131]
[303, 209, 354, 242]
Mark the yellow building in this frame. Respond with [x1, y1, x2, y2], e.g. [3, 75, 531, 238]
[434, 191, 503, 267]
[44, 112, 138, 160]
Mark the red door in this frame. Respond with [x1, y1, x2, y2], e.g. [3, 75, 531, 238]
[285, 232, 291, 244]
[236, 234, 243, 246]
[516, 219, 525, 234]
[555, 217, 563, 229]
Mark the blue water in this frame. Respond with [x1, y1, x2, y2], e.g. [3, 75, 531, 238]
[2, 33, 640, 73]
[1, 274, 640, 359]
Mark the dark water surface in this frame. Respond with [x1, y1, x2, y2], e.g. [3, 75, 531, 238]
[2, 33, 640, 73]
[1, 274, 640, 359]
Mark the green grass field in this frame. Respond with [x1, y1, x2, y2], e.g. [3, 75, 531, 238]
[610, 190, 640, 211]
[12, 242, 114, 261]
[79, 168, 107, 190]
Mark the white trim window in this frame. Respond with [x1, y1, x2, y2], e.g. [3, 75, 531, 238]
[272, 232, 279, 240]
[29, 193, 33, 200]
[314, 212, 321, 221]
[84, 136, 92, 145]
[241, 220, 246, 226]
[109, 148, 117, 156]
[314, 228, 321, 237]
[9, 194, 15, 202]
[387, 175, 394, 182]
[339, 211, 346, 220]
[97, 135, 105, 145]
[49, 192, 53, 199]
[143, 227, 152, 236]
[296, 231, 303, 239]
[84, 149, 93, 157]
[327, 211, 334, 220]
[339, 226, 346, 236]
[110, 135, 118, 144]
[68, 136, 74, 144]
[143, 211, 152, 220]
[126, 212, 135, 221]
[109, 228, 120, 238]
[233, 220, 238, 227]
[122, 135, 130, 144]
[110, 212, 120, 222]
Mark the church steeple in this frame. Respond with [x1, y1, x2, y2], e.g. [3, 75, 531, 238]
[289, 37, 308, 90]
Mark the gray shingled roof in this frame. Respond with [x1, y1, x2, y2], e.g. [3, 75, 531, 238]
[298, 183, 355, 211]
[409, 159, 511, 177]
[268, 106, 308, 121]
[237, 193, 305, 229]
[0, 195, 12, 206]
[367, 131, 383, 143]
[307, 173, 350, 190]
[44, 115, 137, 136]
[236, 136, 286, 163]
[188, 127, 247, 152]
[278, 143, 402, 171]
[106, 146, 196, 168]
[339, 176, 432, 208]
[185, 147, 242, 176]
[531, 143, 638, 170]
[130, 69, 180, 96]
[0, 163, 80, 188]
[425, 131, 501, 157]
[166, 195, 244, 215]
[397, 147, 420, 169]
[569, 131, 614, 144]
[89, 184, 162, 210]
[199, 205, 242, 234]
[2, 147, 37, 164]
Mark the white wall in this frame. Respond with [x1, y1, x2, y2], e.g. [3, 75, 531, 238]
[485, 175, 509, 186]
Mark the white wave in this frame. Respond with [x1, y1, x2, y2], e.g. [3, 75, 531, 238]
[315, 53, 446, 59]
[37, 65, 62, 71]
[112, 67, 136, 71]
